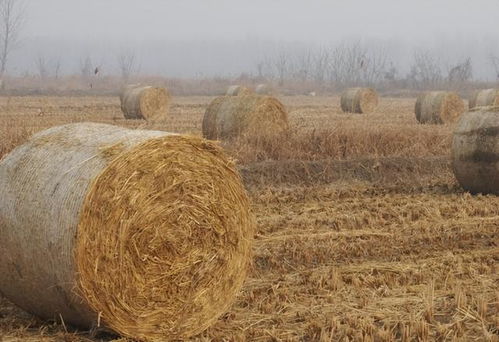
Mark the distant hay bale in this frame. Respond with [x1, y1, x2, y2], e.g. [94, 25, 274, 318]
[0, 123, 254, 341]
[119, 83, 141, 104]
[226, 85, 252, 96]
[468, 89, 499, 109]
[255, 84, 273, 95]
[452, 106, 499, 194]
[202, 95, 288, 140]
[340, 88, 379, 114]
[415, 91, 464, 124]
[120, 85, 170, 120]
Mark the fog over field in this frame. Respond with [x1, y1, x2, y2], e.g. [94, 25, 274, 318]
[8, 0, 499, 79]
[2, 2, 499, 342]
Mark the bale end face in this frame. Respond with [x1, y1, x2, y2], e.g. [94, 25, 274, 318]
[77, 135, 254, 340]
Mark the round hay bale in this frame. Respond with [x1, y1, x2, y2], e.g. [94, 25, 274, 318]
[415, 91, 464, 124]
[226, 85, 252, 96]
[202, 95, 288, 140]
[120, 85, 170, 120]
[0, 123, 254, 341]
[255, 84, 272, 95]
[452, 106, 499, 194]
[469, 89, 499, 109]
[340, 88, 379, 114]
[119, 83, 140, 113]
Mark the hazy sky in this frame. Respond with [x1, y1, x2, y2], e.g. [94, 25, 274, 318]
[11, 0, 499, 78]
[25, 0, 499, 41]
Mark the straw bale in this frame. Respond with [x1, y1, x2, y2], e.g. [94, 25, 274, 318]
[340, 88, 379, 114]
[202, 95, 289, 140]
[0, 123, 254, 341]
[120, 85, 170, 120]
[468, 89, 499, 109]
[452, 106, 499, 194]
[255, 84, 273, 95]
[226, 85, 252, 96]
[415, 91, 464, 124]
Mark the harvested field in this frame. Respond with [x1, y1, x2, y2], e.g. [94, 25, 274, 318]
[0, 95, 497, 341]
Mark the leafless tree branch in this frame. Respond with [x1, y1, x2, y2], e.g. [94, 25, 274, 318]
[117, 51, 139, 81]
[0, 0, 25, 77]
[490, 54, 499, 80]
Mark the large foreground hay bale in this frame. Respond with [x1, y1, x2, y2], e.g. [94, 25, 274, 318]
[255, 84, 273, 95]
[452, 107, 499, 194]
[0, 123, 254, 341]
[226, 85, 252, 96]
[120, 85, 170, 120]
[202, 95, 289, 139]
[415, 91, 464, 124]
[340, 88, 379, 114]
[469, 89, 499, 109]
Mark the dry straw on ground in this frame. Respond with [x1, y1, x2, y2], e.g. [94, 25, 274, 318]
[340, 88, 379, 114]
[468, 89, 499, 109]
[415, 91, 464, 124]
[452, 106, 499, 194]
[0, 122, 254, 341]
[202, 95, 289, 140]
[255, 84, 272, 95]
[120, 85, 170, 120]
[1, 96, 496, 341]
[226, 85, 252, 96]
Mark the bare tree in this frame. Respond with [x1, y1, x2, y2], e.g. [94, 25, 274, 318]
[53, 57, 62, 79]
[255, 60, 265, 79]
[117, 51, 139, 81]
[408, 50, 443, 89]
[447, 58, 473, 84]
[384, 62, 398, 82]
[257, 55, 274, 80]
[273, 51, 289, 86]
[292, 49, 312, 82]
[329, 42, 366, 86]
[35, 55, 63, 80]
[359, 46, 389, 86]
[35, 54, 47, 79]
[79, 56, 94, 78]
[0, 0, 25, 86]
[312, 47, 330, 85]
[327, 41, 390, 88]
[490, 54, 499, 81]
[257, 42, 392, 90]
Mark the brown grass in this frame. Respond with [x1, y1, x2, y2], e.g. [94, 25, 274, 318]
[0, 95, 497, 341]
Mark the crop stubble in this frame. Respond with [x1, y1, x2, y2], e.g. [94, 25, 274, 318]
[0, 95, 497, 341]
